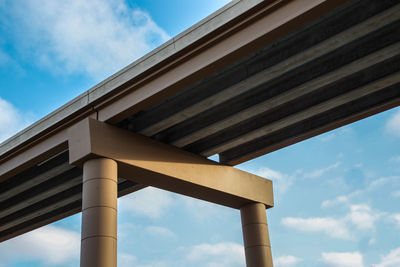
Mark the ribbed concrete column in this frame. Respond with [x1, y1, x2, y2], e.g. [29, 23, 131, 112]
[240, 202, 273, 267]
[81, 158, 117, 267]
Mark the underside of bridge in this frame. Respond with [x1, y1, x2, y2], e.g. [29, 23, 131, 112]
[1, 0, 399, 266]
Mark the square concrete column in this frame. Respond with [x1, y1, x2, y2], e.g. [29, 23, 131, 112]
[81, 158, 118, 267]
[241, 202, 273, 267]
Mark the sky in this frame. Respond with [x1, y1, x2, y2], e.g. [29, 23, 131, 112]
[0, 0, 399, 266]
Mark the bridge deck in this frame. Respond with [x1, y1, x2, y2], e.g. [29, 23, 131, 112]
[1, 0, 399, 242]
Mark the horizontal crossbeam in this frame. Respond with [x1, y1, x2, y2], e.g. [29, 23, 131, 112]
[68, 118, 273, 209]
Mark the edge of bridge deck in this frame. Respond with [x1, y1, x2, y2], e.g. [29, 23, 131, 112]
[0, 0, 263, 159]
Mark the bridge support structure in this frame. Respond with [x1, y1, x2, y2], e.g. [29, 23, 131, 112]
[69, 118, 274, 267]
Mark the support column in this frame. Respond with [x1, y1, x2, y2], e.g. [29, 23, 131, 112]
[81, 158, 118, 267]
[240, 202, 273, 267]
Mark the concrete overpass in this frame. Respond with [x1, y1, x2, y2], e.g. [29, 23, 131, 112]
[1, 0, 399, 266]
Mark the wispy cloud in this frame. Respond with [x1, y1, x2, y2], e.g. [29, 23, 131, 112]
[318, 132, 336, 142]
[392, 191, 400, 198]
[121, 241, 244, 267]
[275, 255, 303, 267]
[145, 226, 176, 238]
[282, 216, 352, 240]
[389, 156, 400, 164]
[0, 97, 35, 143]
[118, 253, 137, 267]
[322, 176, 400, 208]
[282, 204, 380, 240]
[177, 194, 232, 219]
[185, 242, 245, 267]
[375, 247, 400, 267]
[321, 194, 354, 208]
[303, 162, 340, 179]
[385, 108, 400, 138]
[367, 176, 400, 191]
[389, 214, 400, 228]
[321, 251, 364, 267]
[119, 185, 236, 225]
[4, 0, 170, 80]
[119, 187, 175, 219]
[0, 225, 80, 266]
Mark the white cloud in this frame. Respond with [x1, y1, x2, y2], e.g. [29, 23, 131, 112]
[146, 226, 176, 238]
[321, 194, 351, 208]
[275, 255, 303, 267]
[318, 132, 336, 142]
[323, 176, 400, 208]
[134, 261, 168, 267]
[119, 187, 175, 219]
[347, 204, 379, 230]
[281, 217, 352, 240]
[389, 213, 400, 228]
[303, 162, 340, 179]
[185, 242, 245, 267]
[178, 194, 231, 219]
[6, 0, 170, 79]
[340, 126, 353, 134]
[385, 108, 400, 138]
[321, 251, 364, 267]
[392, 191, 400, 198]
[0, 97, 34, 143]
[118, 222, 138, 243]
[116, 241, 244, 267]
[354, 163, 363, 168]
[368, 177, 390, 190]
[367, 176, 400, 191]
[119, 186, 233, 221]
[253, 167, 296, 195]
[375, 248, 400, 267]
[0, 225, 80, 265]
[283, 204, 380, 240]
[118, 253, 137, 267]
[389, 156, 400, 163]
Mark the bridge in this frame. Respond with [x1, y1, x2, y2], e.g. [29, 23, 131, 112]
[1, 0, 399, 266]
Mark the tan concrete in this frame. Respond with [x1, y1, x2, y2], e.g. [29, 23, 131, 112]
[0, 0, 350, 161]
[98, 0, 351, 124]
[81, 237, 117, 267]
[81, 208, 117, 240]
[0, 130, 68, 182]
[241, 202, 273, 267]
[82, 178, 118, 210]
[68, 118, 274, 209]
[4, 0, 400, 248]
[81, 158, 117, 267]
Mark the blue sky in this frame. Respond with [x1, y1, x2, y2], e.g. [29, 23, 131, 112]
[0, 1, 399, 266]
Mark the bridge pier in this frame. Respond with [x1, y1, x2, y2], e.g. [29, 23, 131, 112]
[70, 118, 274, 267]
[241, 202, 273, 267]
[80, 158, 118, 267]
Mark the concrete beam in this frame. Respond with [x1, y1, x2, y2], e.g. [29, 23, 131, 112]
[203, 68, 400, 157]
[68, 118, 273, 209]
[0, 0, 350, 184]
[0, 130, 68, 183]
[0, 188, 81, 232]
[141, 4, 400, 139]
